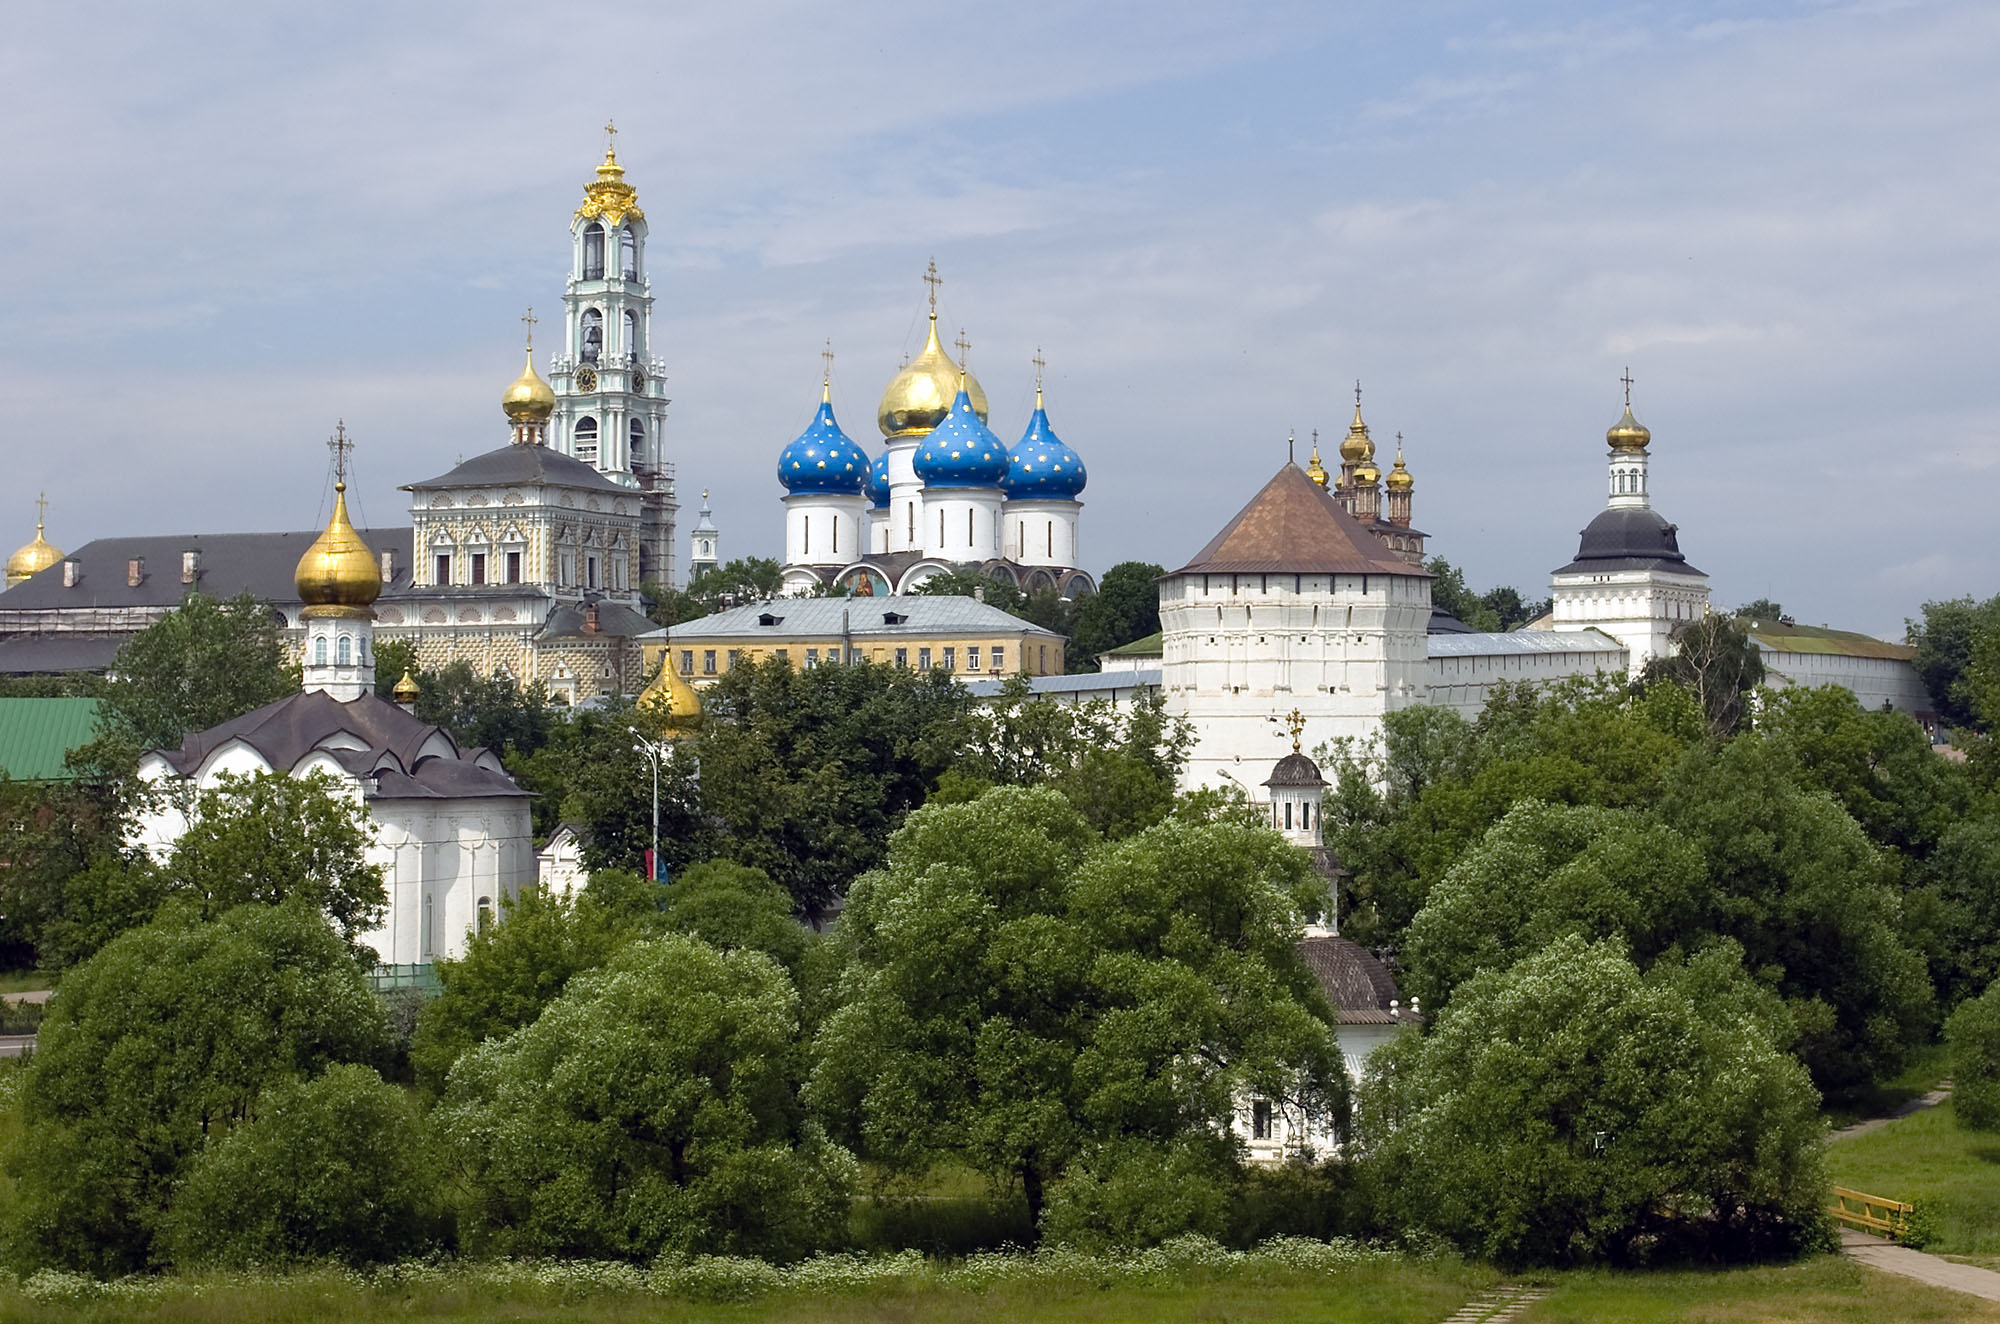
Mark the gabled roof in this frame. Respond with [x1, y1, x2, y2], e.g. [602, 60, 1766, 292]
[1173, 464, 1426, 577]
[0, 529, 413, 612]
[403, 444, 628, 494]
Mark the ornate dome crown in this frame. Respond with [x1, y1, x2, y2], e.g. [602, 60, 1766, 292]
[295, 482, 381, 612]
[914, 386, 1008, 489]
[502, 347, 556, 425]
[1006, 387, 1086, 500]
[778, 387, 870, 496]
[867, 452, 891, 509]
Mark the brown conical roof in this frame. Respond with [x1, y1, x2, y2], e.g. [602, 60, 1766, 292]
[1173, 463, 1426, 577]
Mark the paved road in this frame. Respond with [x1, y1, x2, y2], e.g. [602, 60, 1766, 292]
[1842, 1229, 2000, 1302]
[0, 1035, 35, 1059]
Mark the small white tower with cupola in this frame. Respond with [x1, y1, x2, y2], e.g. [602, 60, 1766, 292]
[689, 491, 720, 579]
[547, 124, 678, 586]
[295, 424, 380, 702]
[1004, 353, 1087, 568]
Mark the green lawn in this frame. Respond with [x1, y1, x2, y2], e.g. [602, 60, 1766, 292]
[0, 971, 56, 996]
[0, 1255, 1995, 1324]
[1828, 1098, 2000, 1258]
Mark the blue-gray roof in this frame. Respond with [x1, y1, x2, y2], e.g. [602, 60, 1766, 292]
[1427, 629, 1627, 658]
[663, 595, 1064, 641]
[962, 668, 1161, 699]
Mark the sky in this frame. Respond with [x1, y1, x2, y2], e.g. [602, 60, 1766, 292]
[1, 0, 1994, 638]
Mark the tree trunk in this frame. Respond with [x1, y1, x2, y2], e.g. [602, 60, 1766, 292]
[1022, 1161, 1045, 1235]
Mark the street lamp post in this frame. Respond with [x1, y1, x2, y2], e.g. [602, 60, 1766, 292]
[631, 728, 666, 883]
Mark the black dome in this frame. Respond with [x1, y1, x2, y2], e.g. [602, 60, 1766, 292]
[1553, 506, 1703, 575]
[1263, 752, 1326, 788]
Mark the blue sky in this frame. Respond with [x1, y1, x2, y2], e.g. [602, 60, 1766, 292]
[2, 1, 1993, 636]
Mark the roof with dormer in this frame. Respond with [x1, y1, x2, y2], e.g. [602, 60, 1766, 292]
[1173, 463, 1427, 578]
[403, 444, 628, 494]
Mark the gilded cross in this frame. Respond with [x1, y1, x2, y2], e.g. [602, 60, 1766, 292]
[1621, 366, 1634, 406]
[34, 491, 47, 527]
[924, 259, 941, 316]
[603, 120, 618, 158]
[522, 307, 537, 351]
[328, 420, 354, 486]
[822, 338, 835, 383]
[1032, 348, 1046, 407]
[1286, 708, 1306, 753]
[954, 329, 971, 368]
[1354, 379, 1363, 408]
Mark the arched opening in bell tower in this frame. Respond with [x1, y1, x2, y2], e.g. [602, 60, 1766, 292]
[582, 223, 605, 280]
[581, 309, 603, 364]
[574, 416, 599, 463]
[629, 417, 645, 466]
[620, 227, 638, 280]
[622, 309, 639, 357]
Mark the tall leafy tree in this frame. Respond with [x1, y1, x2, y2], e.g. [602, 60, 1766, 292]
[1066, 561, 1166, 666]
[1946, 982, 2000, 1131]
[1907, 593, 2000, 732]
[1643, 613, 1765, 737]
[642, 556, 786, 626]
[98, 592, 297, 753]
[6, 903, 389, 1275]
[408, 659, 558, 759]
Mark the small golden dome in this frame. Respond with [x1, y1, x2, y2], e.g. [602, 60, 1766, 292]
[1339, 401, 1374, 464]
[392, 668, 420, 703]
[5, 509, 61, 589]
[295, 483, 381, 612]
[575, 129, 644, 227]
[503, 347, 556, 424]
[1355, 463, 1381, 486]
[1386, 451, 1414, 492]
[1304, 436, 1330, 489]
[1607, 405, 1651, 453]
[638, 648, 701, 723]
[878, 315, 989, 438]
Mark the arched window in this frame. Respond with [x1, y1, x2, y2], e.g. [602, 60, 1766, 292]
[477, 896, 493, 933]
[313, 636, 327, 666]
[629, 416, 644, 463]
[1284, 801, 1293, 830]
[623, 309, 638, 358]
[582, 223, 605, 280]
[580, 308, 604, 363]
[337, 635, 352, 665]
[575, 415, 599, 462]
[620, 227, 638, 280]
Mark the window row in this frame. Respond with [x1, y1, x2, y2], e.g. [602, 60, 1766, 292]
[311, 634, 368, 667]
[677, 644, 1012, 678]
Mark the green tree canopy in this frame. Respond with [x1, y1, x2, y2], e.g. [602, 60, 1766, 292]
[1946, 982, 2000, 1131]
[1066, 561, 1166, 665]
[98, 592, 297, 754]
[1360, 935, 1827, 1266]
[163, 1063, 440, 1267]
[661, 859, 808, 979]
[404, 659, 558, 760]
[1642, 613, 1765, 737]
[643, 557, 786, 626]
[1907, 593, 2000, 732]
[6, 902, 389, 1275]
[808, 786, 1344, 1233]
[440, 933, 853, 1262]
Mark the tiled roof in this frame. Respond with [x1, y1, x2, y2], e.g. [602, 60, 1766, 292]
[1297, 935, 1410, 1025]
[1172, 464, 1424, 577]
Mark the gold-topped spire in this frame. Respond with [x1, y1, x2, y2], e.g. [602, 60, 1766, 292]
[1033, 347, 1046, 410]
[575, 122, 643, 225]
[503, 309, 557, 427]
[1606, 367, 1651, 452]
[878, 263, 988, 436]
[1386, 433, 1414, 492]
[1339, 381, 1375, 464]
[295, 422, 382, 613]
[1305, 429, 1330, 488]
[1286, 708, 1305, 752]
[822, 339, 834, 404]
[5, 492, 62, 588]
[638, 646, 702, 725]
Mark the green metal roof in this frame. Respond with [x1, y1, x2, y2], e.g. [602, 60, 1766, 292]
[0, 699, 102, 781]
[1743, 621, 1914, 661]
[1101, 631, 1163, 657]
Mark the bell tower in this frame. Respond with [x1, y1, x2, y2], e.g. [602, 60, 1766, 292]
[548, 123, 679, 586]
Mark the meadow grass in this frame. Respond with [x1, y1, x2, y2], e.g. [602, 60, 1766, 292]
[1827, 1098, 2000, 1257]
[1823, 1042, 1952, 1129]
[1531, 1255, 2000, 1322]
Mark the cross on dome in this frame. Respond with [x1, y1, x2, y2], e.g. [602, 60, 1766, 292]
[1621, 365, 1635, 406]
[327, 420, 354, 489]
[522, 307, 537, 352]
[603, 119, 618, 161]
[924, 259, 941, 317]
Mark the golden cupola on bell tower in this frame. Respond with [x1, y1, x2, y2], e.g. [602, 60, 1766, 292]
[294, 423, 381, 702]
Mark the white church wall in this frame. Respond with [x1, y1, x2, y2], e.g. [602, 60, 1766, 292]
[1423, 630, 1631, 718]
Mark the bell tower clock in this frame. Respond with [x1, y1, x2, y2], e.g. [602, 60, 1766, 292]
[548, 123, 679, 587]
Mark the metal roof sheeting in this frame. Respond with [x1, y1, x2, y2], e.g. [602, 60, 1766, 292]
[1426, 629, 1626, 657]
[0, 698, 102, 780]
[666, 595, 1064, 641]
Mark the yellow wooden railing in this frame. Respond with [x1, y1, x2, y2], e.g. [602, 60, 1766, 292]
[1830, 1186, 1915, 1239]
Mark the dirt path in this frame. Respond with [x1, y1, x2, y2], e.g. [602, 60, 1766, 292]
[1832, 1086, 1951, 1141]
[1842, 1229, 2000, 1301]
[1439, 1285, 1547, 1323]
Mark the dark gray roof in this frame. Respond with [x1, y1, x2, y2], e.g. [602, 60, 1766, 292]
[1552, 507, 1705, 576]
[404, 444, 628, 494]
[1427, 608, 1475, 634]
[539, 598, 658, 640]
[0, 634, 131, 675]
[1263, 752, 1326, 787]
[153, 690, 526, 800]
[1297, 935, 1407, 1025]
[0, 528, 413, 612]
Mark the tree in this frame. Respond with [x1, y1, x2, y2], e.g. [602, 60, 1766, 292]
[1736, 598, 1786, 622]
[440, 934, 854, 1262]
[410, 659, 558, 759]
[808, 786, 1343, 1235]
[1067, 562, 1166, 667]
[643, 557, 787, 627]
[1424, 557, 1500, 631]
[1400, 800, 1708, 1009]
[1907, 818, 2000, 1012]
[1643, 613, 1764, 737]
[1945, 982, 2000, 1131]
[163, 1064, 441, 1267]
[6, 902, 389, 1274]
[1360, 935, 1827, 1266]
[1907, 594, 2000, 732]
[372, 638, 419, 697]
[161, 771, 387, 948]
[409, 878, 648, 1094]
[98, 592, 298, 753]
[661, 859, 808, 979]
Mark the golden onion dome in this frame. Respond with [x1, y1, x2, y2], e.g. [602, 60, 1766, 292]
[1304, 435, 1330, 489]
[392, 668, 421, 703]
[1355, 463, 1381, 486]
[295, 482, 381, 611]
[1339, 402, 1374, 464]
[5, 516, 61, 588]
[503, 347, 556, 424]
[1607, 405, 1651, 453]
[1386, 451, 1414, 492]
[638, 648, 701, 725]
[878, 315, 989, 438]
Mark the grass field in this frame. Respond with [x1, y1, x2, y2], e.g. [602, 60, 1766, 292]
[0, 972, 55, 997]
[1827, 1098, 2000, 1260]
[0, 1254, 1993, 1324]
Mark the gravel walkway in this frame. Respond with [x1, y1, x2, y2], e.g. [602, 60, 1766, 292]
[1842, 1228, 2000, 1302]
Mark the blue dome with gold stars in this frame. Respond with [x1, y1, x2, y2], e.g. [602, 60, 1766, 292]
[1006, 402, 1086, 500]
[778, 396, 869, 495]
[867, 452, 890, 508]
[914, 388, 1008, 489]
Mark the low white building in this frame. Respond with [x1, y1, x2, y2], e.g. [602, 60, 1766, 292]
[134, 469, 535, 967]
[1745, 620, 1933, 720]
[1425, 629, 1630, 717]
